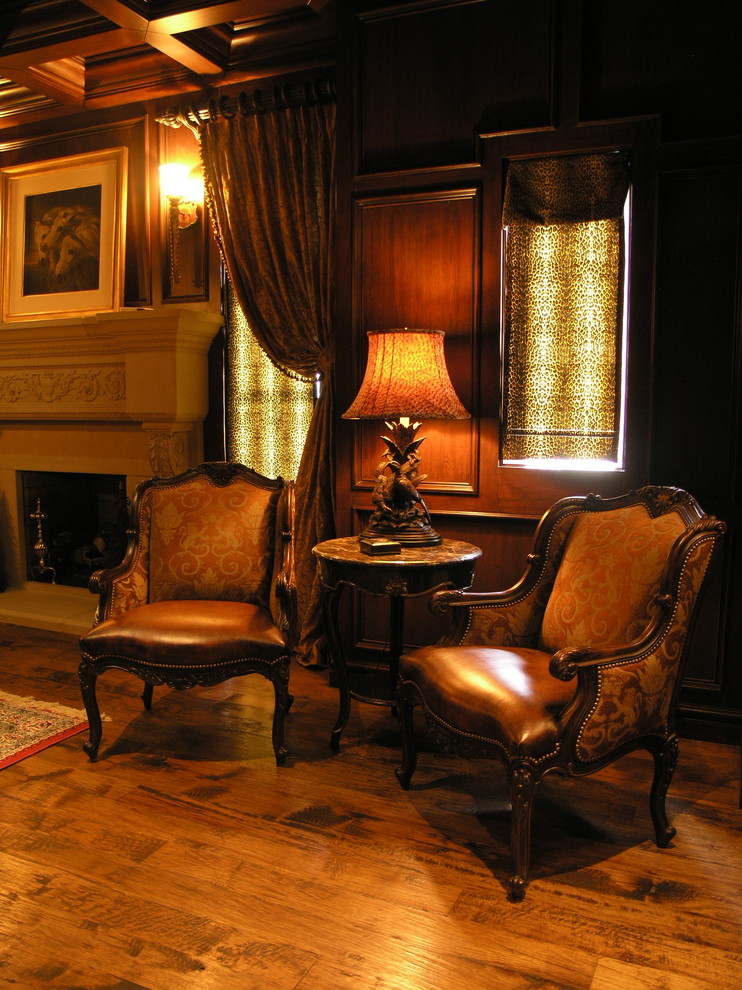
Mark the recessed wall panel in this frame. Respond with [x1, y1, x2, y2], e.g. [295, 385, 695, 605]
[653, 168, 741, 503]
[358, 0, 553, 172]
[580, 2, 742, 141]
[351, 189, 480, 494]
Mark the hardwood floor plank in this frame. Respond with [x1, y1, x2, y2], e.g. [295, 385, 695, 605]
[589, 956, 726, 990]
[1, 623, 741, 990]
[294, 953, 584, 990]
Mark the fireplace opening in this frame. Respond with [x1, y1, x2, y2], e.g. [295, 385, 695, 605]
[21, 471, 128, 588]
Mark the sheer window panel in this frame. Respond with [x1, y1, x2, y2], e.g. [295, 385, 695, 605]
[501, 152, 630, 470]
[226, 283, 314, 481]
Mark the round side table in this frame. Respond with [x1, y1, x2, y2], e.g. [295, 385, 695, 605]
[313, 536, 482, 750]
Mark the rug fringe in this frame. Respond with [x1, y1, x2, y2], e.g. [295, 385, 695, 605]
[0, 689, 86, 720]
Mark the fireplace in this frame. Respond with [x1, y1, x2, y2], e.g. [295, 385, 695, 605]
[0, 307, 222, 631]
[22, 471, 128, 588]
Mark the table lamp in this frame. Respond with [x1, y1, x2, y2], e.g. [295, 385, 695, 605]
[343, 328, 469, 546]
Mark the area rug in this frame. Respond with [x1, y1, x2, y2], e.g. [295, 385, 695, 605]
[0, 689, 88, 769]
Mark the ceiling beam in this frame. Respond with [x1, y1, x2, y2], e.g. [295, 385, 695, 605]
[0, 1, 335, 124]
[74, 0, 149, 32]
[0, 27, 146, 71]
[78, 1, 314, 34]
[150, 2, 307, 34]
[76, 0, 256, 74]
[143, 29, 225, 74]
[0, 59, 85, 105]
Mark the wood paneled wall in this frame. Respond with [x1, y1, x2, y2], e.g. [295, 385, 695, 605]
[335, 0, 742, 735]
[1, 0, 738, 734]
[0, 102, 219, 311]
[0, 111, 153, 306]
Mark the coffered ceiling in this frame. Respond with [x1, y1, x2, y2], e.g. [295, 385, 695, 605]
[0, 0, 335, 126]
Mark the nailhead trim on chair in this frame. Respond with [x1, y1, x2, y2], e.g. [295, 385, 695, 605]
[81, 652, 290, 669]
[406, 684, 563, 765]
[573, 536, 715, 760]
[574, 606, 677, 760]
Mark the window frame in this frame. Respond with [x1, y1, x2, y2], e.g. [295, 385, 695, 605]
[479, 119, 659, 513]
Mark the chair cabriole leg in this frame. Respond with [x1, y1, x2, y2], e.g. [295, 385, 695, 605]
[650, 736, 679, 847]
[270, 674, 291, 766]
[508, 763, 537, 901]
[395, 690, 417, 790]
[78, 660, 102, 762]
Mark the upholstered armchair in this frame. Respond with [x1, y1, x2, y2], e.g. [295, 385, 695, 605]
[79, 461, 296, 766]
[395, 487, 725, 900]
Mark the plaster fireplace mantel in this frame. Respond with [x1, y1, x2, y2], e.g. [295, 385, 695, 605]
[0, 307, 223, 620]
[0, 307, 222, 428]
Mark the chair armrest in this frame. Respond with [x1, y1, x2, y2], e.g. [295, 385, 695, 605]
[274, 573, 298, 650]
[549, 521, 722, 765]
[549, 631, 679, 764]
[429, 499, 583, 647]
[431, 584, 538, 613]
[430, 551, 554, 647]
[88, 527, 148, 624]
[548, 594, 676, 682]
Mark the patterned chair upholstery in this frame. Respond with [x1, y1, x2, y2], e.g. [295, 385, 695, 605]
[78, 462, 296, 765]
[395, 487, 725, 900]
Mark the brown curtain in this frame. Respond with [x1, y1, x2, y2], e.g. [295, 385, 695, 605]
[197, 98, 336, 667]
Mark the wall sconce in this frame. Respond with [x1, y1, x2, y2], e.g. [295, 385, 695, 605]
[342, 328, 469, 546]
[159, 162, 203, 284]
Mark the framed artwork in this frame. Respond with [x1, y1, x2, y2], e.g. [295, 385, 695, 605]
[1, 147, 128, 322]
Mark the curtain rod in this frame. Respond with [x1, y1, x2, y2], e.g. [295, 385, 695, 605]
[157, 78, 335, 132]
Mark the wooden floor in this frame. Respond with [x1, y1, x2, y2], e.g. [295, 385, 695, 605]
[1, 622, 740, 990]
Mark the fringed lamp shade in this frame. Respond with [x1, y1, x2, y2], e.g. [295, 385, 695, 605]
[343, 329, 469, 546]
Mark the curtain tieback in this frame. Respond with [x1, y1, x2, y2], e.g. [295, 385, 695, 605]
[317, 341, 335, 377]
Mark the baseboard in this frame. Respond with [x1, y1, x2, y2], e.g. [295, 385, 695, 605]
[676, 710, 741, 745]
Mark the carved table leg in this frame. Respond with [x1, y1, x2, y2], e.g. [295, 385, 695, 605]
[388, 593, 405, 700]
[324, 583, 350, 752]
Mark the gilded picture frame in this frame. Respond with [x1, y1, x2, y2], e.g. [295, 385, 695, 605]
[0, 147, 128, 323]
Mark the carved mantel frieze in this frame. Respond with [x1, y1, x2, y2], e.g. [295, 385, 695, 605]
[0, 366, 126, 410]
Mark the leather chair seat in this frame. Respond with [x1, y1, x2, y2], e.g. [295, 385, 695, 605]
[81, 600, 288, 668]
[400, 645, 576, 758]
